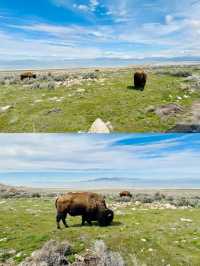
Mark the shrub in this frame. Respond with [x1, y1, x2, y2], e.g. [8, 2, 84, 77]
[19, 240, 71, 266]
[31, 82, 40, 89]
[170, 70, 192, 77]
[154, 192, 166, 201]
[37, 74, 50, 81]
[47, 81, 56, 90]
[117, 196, 132, 203]
[22, 78, 37, 85]
[0, 77, 6, 85]
[31, 193, 41, 198]
[133, 193, 154, 204]
[82, 73, 98, 80]
[53, 74, 68, 82]
[93, 240, 124, 266]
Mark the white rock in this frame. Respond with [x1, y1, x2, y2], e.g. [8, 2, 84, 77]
[180, 218, 192, 222]
[0, 237, 7, 242]
[0, 105, 13, 113]
[77, 88, 85, 93]
[34, 99, 43, 103]
[88, 118, 111, 133]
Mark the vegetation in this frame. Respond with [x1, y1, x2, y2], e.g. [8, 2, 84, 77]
[1, 196, 200, 265]
[0, 65, 200, 132]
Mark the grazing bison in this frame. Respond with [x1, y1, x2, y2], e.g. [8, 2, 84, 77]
[134, 70, 147, 90]
[119, 191, 132, 198]
[20, 72, 37, 81]
[55, 192, 114, 229]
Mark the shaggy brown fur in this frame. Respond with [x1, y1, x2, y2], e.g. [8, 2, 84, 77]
[134, 70, 147, 89]
[55, 192, 113, 229]
[119, 191, 132, 198]
[20, 72, 37, 81]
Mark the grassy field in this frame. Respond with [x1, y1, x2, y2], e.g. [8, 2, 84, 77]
[0, 66, 200, 132]
[1, 197, 200, 265]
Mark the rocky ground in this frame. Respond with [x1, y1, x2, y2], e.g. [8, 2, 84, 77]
[1, 64, 200, 132]
[1, 183, 200, 265]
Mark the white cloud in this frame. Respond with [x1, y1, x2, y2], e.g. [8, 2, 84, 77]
[1, 0, 200, 62]
[0, 134, 199, 178]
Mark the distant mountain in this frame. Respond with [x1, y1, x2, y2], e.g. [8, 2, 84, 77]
[0, 56, 199, 70]
[82, 177, 139, 183]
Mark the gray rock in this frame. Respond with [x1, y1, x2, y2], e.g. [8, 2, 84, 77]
[88, 118, 112, 133]
[19, 240, 71, 266]
[155, 103, 183, 117]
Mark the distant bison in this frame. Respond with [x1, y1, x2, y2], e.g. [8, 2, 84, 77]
[55, 192, 114, 229]
[134, 70, 147, 89]
[20, 72, 37, 81]
[119, 191, 132, 198]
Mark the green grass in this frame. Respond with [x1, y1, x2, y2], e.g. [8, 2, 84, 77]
[1, 68, 200, 132]
[1, 198, 200, 265]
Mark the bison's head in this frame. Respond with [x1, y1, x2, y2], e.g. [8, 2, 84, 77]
[98, 208, 114, 226]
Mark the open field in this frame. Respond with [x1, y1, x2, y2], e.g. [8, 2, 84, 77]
[1, 187, 200, 265]
[1, 65, 200, 132]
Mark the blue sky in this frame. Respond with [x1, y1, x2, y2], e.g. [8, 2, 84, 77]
[0, 134, 200, 188]
[0, 0, 200, 66]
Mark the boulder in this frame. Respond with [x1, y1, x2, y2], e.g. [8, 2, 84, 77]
[0, 105, 13, 114]
[19, 240, 71, 266]
[155, 103, 183, 118]
[88, 118, 112, 133]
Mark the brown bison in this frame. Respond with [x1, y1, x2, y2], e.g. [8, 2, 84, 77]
[55, 192, 114, 229]
[20, 72, 37, 81]
[134, 70, 147, 89]
[119, 191, 132, 198]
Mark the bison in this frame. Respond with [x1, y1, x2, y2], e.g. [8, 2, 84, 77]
[20, 72, 37, 81]
[134, 70, 147, 90]
[55, 192, 114, 229]
[119, 191, 132, 198]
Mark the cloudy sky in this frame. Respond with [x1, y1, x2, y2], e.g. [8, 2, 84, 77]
[0, 134, 200, 188]
[0, 0, 200, 67]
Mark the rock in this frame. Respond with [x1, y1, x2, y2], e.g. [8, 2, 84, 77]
[45, 108, 62, 115]
[77, 88, 85, 93]
[88, 118, 112, 133]
[167, 101, 200, 132]
[155, 103, 183, 117]
[0, 258, 15, 266]
[145, 105, 155, 113]
[0, 105, 13, 114]
[168, 124, 200, 133]
[180, 218, 192, 222]
[72, 240, 124, 266]
[19, 240, 71, 266]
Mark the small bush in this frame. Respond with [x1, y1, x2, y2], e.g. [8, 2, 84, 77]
[31, 82, 40, 89]
[37, 74, 53, 81]
[82, 73, 98, 79]
[154, 192, 165, 201]
[93, 240, 124, 266]
[117, 196, 132, 203]
[22, 78, 37, 85]
[47, 81, 56, 90]
[133, 193, 154, 204]
[53, 74, 68, 82]
[31, 193, 41, 198]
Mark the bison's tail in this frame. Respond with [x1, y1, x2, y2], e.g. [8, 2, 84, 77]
[55, 197, 58, 209]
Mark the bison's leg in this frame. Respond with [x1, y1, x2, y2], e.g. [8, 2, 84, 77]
[86, 220, 92, 226]
[61, 212, 68, 228]
[56, 212, 62, 229]
[82, 216, 92, 226]
[82, 215, 86, 226]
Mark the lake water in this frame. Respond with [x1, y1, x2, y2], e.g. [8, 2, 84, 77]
[1, 172, 200, 189]
[0, 58, 199, 70]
